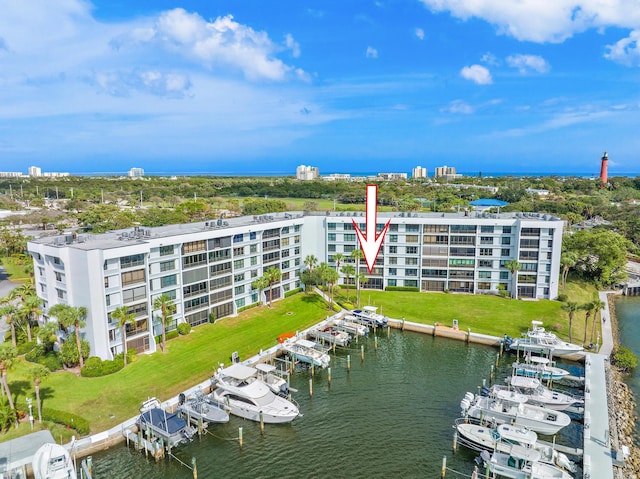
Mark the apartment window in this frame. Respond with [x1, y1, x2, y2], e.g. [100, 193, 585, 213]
[263, 239, 281, 251]
[423, 235, 448, 244]
[450, 225, 476, 233]
[263, 251, 280, 263]
[235, 285, 245, 295]
[184, 295, 209, 312]
[521, 228, 540, 236]
[480, 226, 494, 233]
[210, 288, 233, 304]
[328, 244, 336, 252]
[405, 269, 418, 277]
[209, 249, 231, 262]
[344, 223, 355, 231]
[548, 240, 553, 248]
[388, 279, 397, 286]
[424, 224, 448, 233]
[450, 247, 475, 257]
[233, 234, 244, 243]
[211, 302, 234, 320]
[282, 260, 290, 269]
[56, 288, 64, 299]
[104, 276, 109, 288]
[546, 264, 551, 272]
[478, 271, 492, 279]
[281, 237, 290, 247]
[406, 235, 419, 243]
[105, 294, 111, 306]
[389, 224, 398, 232]
[477, 282, 491, 290]
[210, 275, 232, 290]
[328, 233, 336, 241]
[250, 232, 257, 240]
[234, 272, 245, 282]
[120, 254, 145, 269]
[186, 310, 209, 327]
[251, 269, 258, 278]
[160, 260, 175, 272]
[344, 234, 356, 242]
[406, 224, 420, 233]
[294, 247, 300, 255]
[406, 246, 418, 255]
[183, 281, 208, 298]
[53, 257, 61, 265]
[450, 236, 475, 245]
[250, 244, 258, 253]
[521, 263, 538, 272]
[208, 237, 232, 249]
[328, 223, 336, 230]
[449, 259, 474, 268]
[389, 246, 398, 254]
[343, 245, 355, 253]
[501, 249, 511, 257]
[499, 271, 509, 280]
[235, 297, 246, 308]
[389, 268, 397, 275]
[480, 237, 493, 245]
[210, 262, 232, 277]
[281, 226, 289, 234]
[389, 235, 398, 243]
[547, 252, 552, 260]
[161, 274, 177, 288]
[404, 280, 418, 287]
[159, 245, 174, 256]
[388, 257, 397, 265]
[55, 271, 63, 282]
[183, 240, 206, 254]
[294, 224, 301, 232]
[234, 259, 245, 270]
[502, 226, 512, 234]
[123, 285, 147, 303]
[122, 269, 145, 286]
[233, 246, 245, 256]
[422, 269, 447, 277]
[519, 274, 537, 284]
[478, 260, 493, 268]
[520, 239, 540, 248]
[183, 253, 207, 268]
[501, 237, 511, 245]
[294, 235, 300, 244]
[405, 257, 418, 265]
[519, 251, 539, 261]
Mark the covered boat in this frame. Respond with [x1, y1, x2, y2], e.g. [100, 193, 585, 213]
[308, 326, 351, 347]
[32, 443, 75, 479]
[351, 306, 388, 327]
[178, 390, 229, 424]
[137, 397, 195, 448]
[333, 316, 369, 337]
[281, 337, 330, 368]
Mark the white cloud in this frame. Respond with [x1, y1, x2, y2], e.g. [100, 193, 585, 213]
[285, 34, 301, 58]
[442, 100, 475, 114]
[506, 54, 550, 74]
[366, 46, 378, 59]
[418, 0, 640, 43]
[480, 52, 500, 66]
[460, 64, 492, 84]
[415, 28, 425, 40]
[92, 70, 192, 98]
[605, 30, 640, 66]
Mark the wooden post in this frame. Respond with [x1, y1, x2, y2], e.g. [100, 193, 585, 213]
[467, 328, 471, 344]
[401, 317, 405, 331]
[361, 345, 365, 362]
[238, 427, 243, 448]
[387, 326, 391, 338]
[328, 367, 332, 387]
[347, 354, 351, 372]
[192, 457, 198, 479]
[260, 412, 264, 434]
[452, 431, 458, 452]
[441, 456, 446, 478]
[311, 361, 314, 377]
[433, 322, 437, 337]
[490, 365, 494, 385]
[309, 378, 313, 397]
[374, 336, 378, 350]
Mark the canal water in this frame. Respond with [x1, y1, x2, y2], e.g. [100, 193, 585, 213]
[90, 330, 584, 478]
[614, 296, 640, 441]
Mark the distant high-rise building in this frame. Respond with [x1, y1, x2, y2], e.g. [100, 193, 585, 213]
[28, 166, 42, 177]
[377, 172, 408, 180]
[435, 165, 457, 178]
[296, 165, 319, 181]
[412, 166, 427, 179]
[599, 152, 608, 184]
[128, 167, 145, 178]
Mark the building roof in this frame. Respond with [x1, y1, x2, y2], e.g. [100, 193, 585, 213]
[0, 429, 56, 473]
[469, 199, 509, 207]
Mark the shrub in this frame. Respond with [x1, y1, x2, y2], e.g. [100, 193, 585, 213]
[556, 294, 568, 302]
[80, 357, 103, 377]
[613, 346, 639, 372]
[40, 354, 64, 372]
[284, 288, 302, 298]
[166, 330, 179, 341]
[385, 286, 419, 292]
[25, 344, 46, 363]
[41, 407, 90, 435]
[237, 303, 259, 313]
[177, 323, 192, 335]
[17, 341, 36, 355]
[331, 303, 341, 312]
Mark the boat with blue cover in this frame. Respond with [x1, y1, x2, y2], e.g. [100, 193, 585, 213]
[137, 398, 196, 448]
[351, 306, 388, 327]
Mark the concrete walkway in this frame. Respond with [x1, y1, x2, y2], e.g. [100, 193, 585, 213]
[0, 265, 20, 340]
[598, 290, 616, 357]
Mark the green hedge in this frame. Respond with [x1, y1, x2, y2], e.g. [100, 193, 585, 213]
[41, 407, 90, 435]
[237, 303, 259, 313]
[177, 323, 191, 335]
[17, 341, 36, 355]
[331, 303, 341, 312]
[385, 286, 420, 292]
[25, 346, 63, 371]
[284, 288, 303, 298]
[80, 356, 125, 377]
[337, 301, 355, 310]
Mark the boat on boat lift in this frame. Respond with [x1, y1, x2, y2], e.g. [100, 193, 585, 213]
[481, 446, 573, 479]
[351, 305, 388, 327]
[490, 375, 583, 411]
[512, 357, 571, 381]
[177, 390, 230, 424]
[137, 397, 196, 448]
[333, 316, 369, 337]
[281, 337, 331, 368]
[454, 418, 577, 473]
[506, 320, 583, 356]
[308, 325, 351, 347]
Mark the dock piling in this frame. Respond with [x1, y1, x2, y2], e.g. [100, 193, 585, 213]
[361, 345, 365, 362]
[387, 326, 391, 338]
[328, 367, 332, 387]
[309, 378, 313, 397]
[260, 412, 264, 434]
[238, 427, 243, 449]
[374, 336, 378, 350]
[441, 456, 446, 478]
[192, 457, 197, 479]
[347, 355, 351, 372]
[452, 431, 457, 452]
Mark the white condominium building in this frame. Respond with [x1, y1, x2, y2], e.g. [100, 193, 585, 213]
[28, 211, 563, 361]
[296, 165, 319, 181]
[412, 166, 427, 179]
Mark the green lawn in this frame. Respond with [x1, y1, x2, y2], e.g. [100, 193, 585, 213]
[0, 257, 30, 283]
[4, 279, 599, 439]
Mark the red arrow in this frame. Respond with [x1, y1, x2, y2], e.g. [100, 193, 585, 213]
[353, 184, 390, 273]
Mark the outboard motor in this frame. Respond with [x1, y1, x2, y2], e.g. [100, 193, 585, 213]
[480, 386, 490, 397]
[279, 383, 289, 396]
[464, 392, 474, 402]
[504, 336, 513, 350]
[460, 398, 471, 414]
[178, 393, 186, 406]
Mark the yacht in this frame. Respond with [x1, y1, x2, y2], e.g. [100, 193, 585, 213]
[32, 443, 75, 479]
[496, 376, 583, 411]
[351, 306, 388, 327]
[512, 357, 571, 381]
[308, 325, 351, 347]
[506, 321, 583, 356]
[455, 419, 577, 473]
[481, 447, 573, 479]
[212, 363, 300, 424]
[459, 391, 571, 436]
[333, 316, 369, 337]
[137, 397, 196, 447]
[178, 390, 230, 424]
[281, 337, 331, 368]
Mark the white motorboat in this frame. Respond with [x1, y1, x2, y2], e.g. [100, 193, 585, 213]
[503, 376, 583, 411]
[507, 321, 583, 356]
[351, 306, 388, 327]
[512, 357, 571, 381]
[281, 337, 330, 368]
[455, 419, 577, 473]
[459, 391, 571, 436]
[32, 443, 75, 479]
[255, 363, 290, 396]
[309, 325, 351, 347]
[481, 446, 573, 479]
[178, 390, 230, 424]
[212, 363, 300, 424]
[333, 316, 369, 337]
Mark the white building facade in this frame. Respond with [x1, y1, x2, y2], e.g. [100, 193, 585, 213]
[412, 166, 427, 179]
[28, 211, 563, 360]
[296, 165, 319, 180]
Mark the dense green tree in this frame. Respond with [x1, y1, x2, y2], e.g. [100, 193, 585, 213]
[0, 303, 18, 347]
[263, 266, 282, 308]
[340, 264, 356, 302]
[242, 198, 288, 215]
[48, 304, 88, 368]
[351, 249, 364, 307]
[0, 343, 17, 412]
[251, 276, 269, 304]
[153, 294, 176, 353]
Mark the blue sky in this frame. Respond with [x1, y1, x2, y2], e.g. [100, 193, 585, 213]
[2, 1, 640, 175]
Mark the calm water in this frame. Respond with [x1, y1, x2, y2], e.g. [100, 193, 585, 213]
[614, 296, 640, 440]
[90, 331, 584, 478]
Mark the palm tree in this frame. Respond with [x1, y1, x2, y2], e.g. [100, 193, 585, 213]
[29, 364, 49, 423]
[561, 301, 580, 344]
[341, 264, 356, 301]
[0, 396, 17, 432]
[10, 284, 35, 341]
[264, 266, 282, 308]
[503, 259, 522, 299]
[333, 253, 345, 281]
[560, 251, 579, 294]
[0, 304, 18, 347]
[0, 343, 17, 412]
[251, 276, 269, 305]
[356, 273, 368, 307]
[111, 306, 136, 367]
[591, 296, 606, 344]
[49, 304, 88, 368]
[323, 267, 339, 310]
[153, 294, 176, 353]
[580, 301, 593, 345]
[350, 249, 364, 307]
[304, 255, 318, 272]
[24, 294, 43, 335]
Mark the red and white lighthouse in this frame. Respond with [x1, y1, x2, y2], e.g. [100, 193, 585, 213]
[599, 151, 608, 184]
